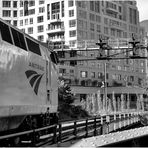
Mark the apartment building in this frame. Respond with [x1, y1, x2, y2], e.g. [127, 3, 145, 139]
[0, 0, 146, 113]
[0, 0, 140, 46]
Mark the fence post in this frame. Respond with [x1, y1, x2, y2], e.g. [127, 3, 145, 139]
[53, 125, 57, 144]
[74, 121, 77, 139]
[106, 115, 109, 134]
[85, 119, 88, 137]
[94, 117, 97, 136]
[58, 123, 62, 143]
[31, 130, 36, 146]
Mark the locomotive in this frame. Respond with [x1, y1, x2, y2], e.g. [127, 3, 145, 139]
[0, 18, 59, 136]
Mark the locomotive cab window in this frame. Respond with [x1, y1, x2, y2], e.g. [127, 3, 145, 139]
[26, 37, 41, 56]
[11, 27, 27, 51]
[0, 21, 13, 44]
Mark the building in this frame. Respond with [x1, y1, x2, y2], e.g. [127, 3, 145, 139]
[0, 0, 146, 114]
[0, 0, 140, 46]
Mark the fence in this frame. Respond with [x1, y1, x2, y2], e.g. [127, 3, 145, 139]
[0, 112, 142, 147]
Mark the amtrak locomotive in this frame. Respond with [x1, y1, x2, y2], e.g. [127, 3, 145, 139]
[0, 18, 58, 135]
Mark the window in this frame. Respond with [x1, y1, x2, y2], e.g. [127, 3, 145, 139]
[69, 20, 76, 27]
[70, 69, 74, 73]
[95, 1, 100, 13]
[25, 19, 28, 25]
[69, 10, 74, 17]
[90, 1, 95, 11]
[104, 18, 108, 25]
[38, 35, 44, 41]
[29, 9, 35, 15]
[13, 11, 17, 17]
[96, 15, 101, 23]
[90, 32, 95, 39]
[20, 10, 23, 17]
[30, 18, 33, 24]
[69, 0, 74, 7]
[24, 0, 29, 16]
[39, 0, 44, 5]
[2, 10, 11, 17]
[39, 7, 45, 13]
[80, 71, 88, 78]
[13, 1, 17, 7]
[20, 0, 23, 7]
[91, 72, 95, 78]
[57, 51, 65, 58]
[98, 72, 102, 78]
[29, 0, 35, 7]
[130, 76, 134, 81]
[37, 25, 44, 32]
[69, 40, 76, 47]
[62, 1, 64, 17]
[37, 16, 44, 23]
[89, 13, 95, 21]
[11, 27, 27, 51]
[70, 50, 76, 57]
[3, 1, 11, 7]
[119, 6, 122, 12]
[96, 25, 101, 32]
[69, 30, 76, 37]
[13, 21, 17, 26]
[28, 27, 33, 34]
[20, 20, 23, 26]
[78, 10, 87, 19]
[26, 38, 41, 56]
[59, 68, 66, 74]
[0, 21, 13, 44]
[104, 27, 108, 34]
[90, 23, 95, 31]
[51, 2, 60, 14]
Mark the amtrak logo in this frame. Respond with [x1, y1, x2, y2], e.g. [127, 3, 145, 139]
[25, 70, 44, 95]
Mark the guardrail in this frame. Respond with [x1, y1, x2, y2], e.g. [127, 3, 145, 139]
[0, 112, 142, 147]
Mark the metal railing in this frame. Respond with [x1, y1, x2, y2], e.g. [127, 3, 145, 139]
[0, 112, 142, 147]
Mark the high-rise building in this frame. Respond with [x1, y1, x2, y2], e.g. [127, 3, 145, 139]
[0, 0, 140, 47]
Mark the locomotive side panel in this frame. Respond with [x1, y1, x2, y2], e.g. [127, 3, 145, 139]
[0, 41, 49, 114]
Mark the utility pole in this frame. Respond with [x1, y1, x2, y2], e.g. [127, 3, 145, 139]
[96, 39, 108, 113]
[104, 62, 108, 113]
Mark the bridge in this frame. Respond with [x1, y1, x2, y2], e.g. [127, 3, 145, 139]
[0, 111, 147, 146]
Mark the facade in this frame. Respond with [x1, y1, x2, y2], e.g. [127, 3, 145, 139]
[0, 0, 147, 114]
[0, 0, 140, 46]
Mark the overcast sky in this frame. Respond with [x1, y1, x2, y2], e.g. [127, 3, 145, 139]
[136, 0, 148, 21]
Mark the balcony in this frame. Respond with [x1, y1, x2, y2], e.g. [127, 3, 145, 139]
[50, 14, 61, 24]
[109, 24, 124, 31]
[106, 7, 118, 14]
[49, 37, 65, 42]
[47, 27, 65, 34]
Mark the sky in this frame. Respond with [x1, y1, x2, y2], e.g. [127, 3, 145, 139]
[136, 0, 148, 21]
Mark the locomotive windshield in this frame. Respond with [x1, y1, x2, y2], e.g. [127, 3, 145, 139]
[0, 21, 13, 44]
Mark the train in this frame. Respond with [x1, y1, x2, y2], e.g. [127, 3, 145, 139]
[0, 18, 59, 137]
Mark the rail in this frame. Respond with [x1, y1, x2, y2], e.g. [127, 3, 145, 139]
[0, 112, 143, 146]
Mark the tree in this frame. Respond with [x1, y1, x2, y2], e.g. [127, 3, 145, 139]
[58, 77, 89, 120]
[58, 78, 75, 120]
